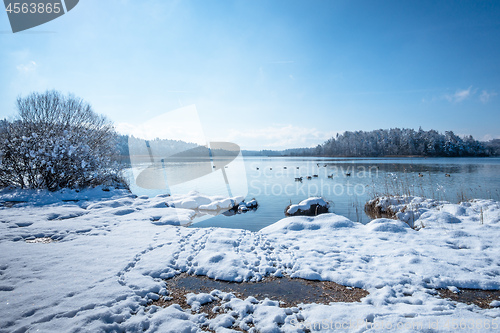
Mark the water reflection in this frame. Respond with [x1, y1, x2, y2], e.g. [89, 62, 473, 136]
[127, 157, 500, 231]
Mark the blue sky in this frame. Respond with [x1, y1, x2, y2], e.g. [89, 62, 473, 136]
[1, 0, 499, 149]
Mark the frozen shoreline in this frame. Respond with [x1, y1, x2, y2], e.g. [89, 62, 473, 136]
[0, 189, 499, 332]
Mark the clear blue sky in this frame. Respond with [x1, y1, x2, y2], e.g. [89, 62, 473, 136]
[1, 0, 499, 149]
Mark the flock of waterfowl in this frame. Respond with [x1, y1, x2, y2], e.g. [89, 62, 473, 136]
[294, 171, 348, 182]
[215, 164, 452, 180]
[418, 172, 451, 177]
[253, 165, 453, 182]
[254, 164, 352, 182]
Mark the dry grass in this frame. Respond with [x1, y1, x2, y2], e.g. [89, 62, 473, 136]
[364, 197, 399, 220]
[438, 288, 500, 309]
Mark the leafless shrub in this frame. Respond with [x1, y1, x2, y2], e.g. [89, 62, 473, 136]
[0, 90, 127, 191]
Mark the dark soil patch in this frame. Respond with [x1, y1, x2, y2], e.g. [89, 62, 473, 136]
[438, 288, 500, 309]
[152, 273, 368, 314]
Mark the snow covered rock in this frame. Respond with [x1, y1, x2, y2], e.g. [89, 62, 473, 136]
[236, 199, 258, 213]
[285, 197, 329, 216]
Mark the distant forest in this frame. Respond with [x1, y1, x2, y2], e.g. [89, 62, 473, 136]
[244, 128, 500, 157]
[116, 128, 500, 160]
[116, 136, 242, 163]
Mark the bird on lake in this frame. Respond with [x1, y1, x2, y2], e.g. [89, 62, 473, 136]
[307, 176, 312, 180]
[418, 173, 424, 177]
[445, 173, 451, 177]
[295, 177, 303, 182]
[327, 174, 333, 179]
[313, 174, 318, 178]
[345, 173, 351, 177]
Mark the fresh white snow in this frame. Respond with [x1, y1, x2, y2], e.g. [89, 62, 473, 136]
[0, 190, 499, 332]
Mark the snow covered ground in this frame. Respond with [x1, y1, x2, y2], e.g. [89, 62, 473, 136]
[1, 189, 500, 332]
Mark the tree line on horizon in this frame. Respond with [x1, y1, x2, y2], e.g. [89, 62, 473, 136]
[250, 128, 500, 157]
[117, 128, 500, 158]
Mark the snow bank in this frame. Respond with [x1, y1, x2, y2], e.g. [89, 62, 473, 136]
[169, 191, 244, 211]
[1, 193, 500, 332]
[0, 186, 130, 206]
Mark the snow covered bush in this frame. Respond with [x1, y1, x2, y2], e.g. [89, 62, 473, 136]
[364, 195, 446, 229]
[0, 90, 127, 191]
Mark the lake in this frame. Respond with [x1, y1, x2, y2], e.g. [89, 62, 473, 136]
[127, 157, 500, 231]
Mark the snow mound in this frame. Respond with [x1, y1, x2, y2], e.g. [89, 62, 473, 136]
[186, 292, 215, 311]
[365, 218, 411, 233]
[418, 211, 462, 227]
[262, 213, 355, 234]
[170, 192, 244, 212]
[150, 209, 196, 226]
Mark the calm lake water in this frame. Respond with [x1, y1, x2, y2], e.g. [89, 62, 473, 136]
[127, 157, 500, 231]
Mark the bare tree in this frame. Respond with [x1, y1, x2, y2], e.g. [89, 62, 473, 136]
[0, 91, 127, 191]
